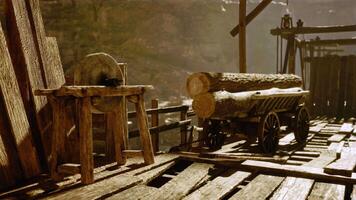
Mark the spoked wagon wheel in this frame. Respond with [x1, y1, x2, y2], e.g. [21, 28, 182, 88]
[202, 119, 225, 150]
[294, 106, 310, 143]
[258, 112, 280, 154]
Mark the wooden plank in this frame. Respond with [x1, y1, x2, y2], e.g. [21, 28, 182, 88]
[184, 170, 251, 200]
[338, 123, 354, 134]
[327, 134, 347, 143]
[106, 185, 158, 200]
[26, 0, 65, 88]
[308, 182, 345, 200]
[126, 154, 179, 176]
[78, 97, 94, 184]
[0, 19, 40, 178]
[279, 133, 295, 146]
[229, 175, 284, 200]
[57, 163, 80, 175]
[151, 99, 159, 152]
[137, 160, 175, 184]
[241, 160, 356, 185]
[324, 143, 356, 177]
[148, 163, 213, 200]
[47, 175, 142, 200]
[270, 177, 314, 200]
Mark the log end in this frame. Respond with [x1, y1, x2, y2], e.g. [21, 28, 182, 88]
[186, 72, 210, 98]
[192, 93, 216, 118]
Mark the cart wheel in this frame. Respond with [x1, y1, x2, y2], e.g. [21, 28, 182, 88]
[294, 106, 310, 143]
[203, 120, 225, 150]
[258, 112, 280, 154]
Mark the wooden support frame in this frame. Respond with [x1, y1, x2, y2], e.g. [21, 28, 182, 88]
[271, 24, 356, 36]
[231, 0, 272, 36]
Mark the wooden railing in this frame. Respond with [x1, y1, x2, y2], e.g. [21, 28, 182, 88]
[127, 99, 194, 152]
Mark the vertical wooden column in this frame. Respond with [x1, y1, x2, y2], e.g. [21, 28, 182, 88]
[180, 107, 188, 148]
[239, 0, 247, 73]
[135, 95, 155, 164]
[78, 97, 94, 184]
[288, 36, 296, 74]
[119, 64, 129, 149]
[48, 96, 64, 181]
[115, 97, 126, 165]
[151, 99, 159, 153]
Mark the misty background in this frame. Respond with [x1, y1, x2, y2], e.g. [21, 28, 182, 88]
[40, 0, 356, 103]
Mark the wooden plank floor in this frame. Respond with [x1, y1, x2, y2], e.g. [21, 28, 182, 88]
[1, 118, 356, 199]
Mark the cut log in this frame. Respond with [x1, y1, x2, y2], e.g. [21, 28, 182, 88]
[192, 87, 306, 119]
[186, 72, 302, 98]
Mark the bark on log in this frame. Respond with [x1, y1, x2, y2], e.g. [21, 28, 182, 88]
[192, 87, 305, 119]
[186, 72, 302, 98]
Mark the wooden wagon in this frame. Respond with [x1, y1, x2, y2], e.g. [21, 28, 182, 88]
[198, 87, 310, 153]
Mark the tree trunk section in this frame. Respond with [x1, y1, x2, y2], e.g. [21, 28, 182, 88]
[187, 72, 302, 98]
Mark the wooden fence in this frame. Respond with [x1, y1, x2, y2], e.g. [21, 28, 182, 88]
[308, 55, 356, 118]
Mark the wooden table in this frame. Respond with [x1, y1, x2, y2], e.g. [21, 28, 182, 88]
[35, 85, 155, 184]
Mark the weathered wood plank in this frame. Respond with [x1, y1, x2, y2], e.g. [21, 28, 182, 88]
[339, 123, 353, 134]
[46, 175, 142, 200]
[324, 143, 356, 177]
[308, 182, 345, 200]
[328, 134, 347, 143]
[229, 175, 284, 200]
[137, 160, 175, 184]
[270, 177, 314, 200]
[106, 185, 158, 200]
[35, 85, 152, 97]
[0, 18, 40, 178]
[184, 170, 251, 200]
[148, 163, 213, 200]
[241, 160, 356, 184]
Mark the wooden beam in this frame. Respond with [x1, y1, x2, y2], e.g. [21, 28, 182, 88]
[239, 0, 247, 73]
[302, 38, 356, 46]
[35, 85, 153, 97]
[231, 0, 272, 36]
[271, 24, 356, 36]
[241, 160, 356, 185]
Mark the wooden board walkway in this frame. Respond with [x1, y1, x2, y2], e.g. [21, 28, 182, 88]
[1, 119, 356, 199]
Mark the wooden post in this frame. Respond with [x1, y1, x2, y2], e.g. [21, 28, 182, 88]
[135, 95, 155, 164]
[180, 107, 188, 149]
[48, 97, 64, 181]
[151, 99, 159, 153]
[119, 64, 129, 149]
[115, 97, 126, 165]
[239, 0, 247, 73]
[288, 37, 296, 74]
[78, 97, 94, 184]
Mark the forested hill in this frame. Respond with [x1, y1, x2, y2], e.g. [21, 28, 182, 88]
[39, 0, 356, 101]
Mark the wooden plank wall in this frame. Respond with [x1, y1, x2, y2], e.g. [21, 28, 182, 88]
[0, 0, 66, 189]
[309, 55, 356, 118]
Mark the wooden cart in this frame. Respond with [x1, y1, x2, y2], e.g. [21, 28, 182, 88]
[201, 88, 310, 153]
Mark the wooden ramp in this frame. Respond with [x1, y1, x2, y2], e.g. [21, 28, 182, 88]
[1, 119, 356, 199]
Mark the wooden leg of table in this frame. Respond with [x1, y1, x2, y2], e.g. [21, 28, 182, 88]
[106, 113, 116, 163]
[135, 95, 155, 164]
[117, 97, 127, 164]
[49, 97, 63, 181]
[107, 97, 126, 165]
[78, 97, 94, 184]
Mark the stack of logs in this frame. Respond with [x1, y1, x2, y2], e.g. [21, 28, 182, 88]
[187, 72, 303, 119]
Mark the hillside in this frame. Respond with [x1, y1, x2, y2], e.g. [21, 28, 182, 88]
[39, 0, 356, 101]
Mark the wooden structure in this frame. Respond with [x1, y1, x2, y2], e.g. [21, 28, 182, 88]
[2, 118, 356, 199]
[230, 0, 272, 72]
[36, 86, 155, 184]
